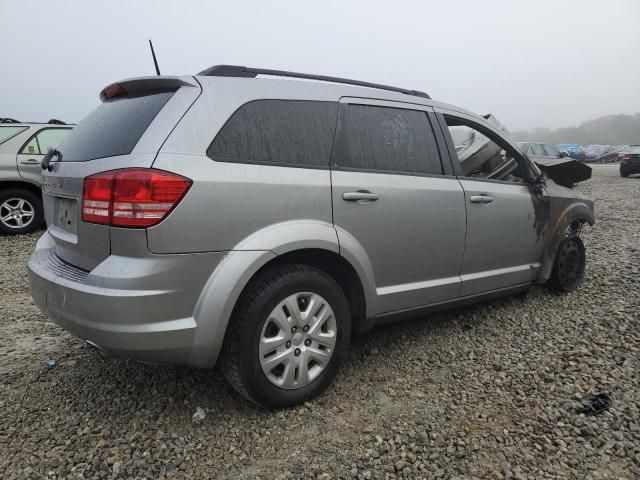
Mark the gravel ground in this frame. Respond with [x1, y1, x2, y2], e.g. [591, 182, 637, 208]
[0, 166, 638, 480]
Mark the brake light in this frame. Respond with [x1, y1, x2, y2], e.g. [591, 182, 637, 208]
[99, 83, 127, 102]
[82, 169, 192, 228]
[620, 155, 630, 160]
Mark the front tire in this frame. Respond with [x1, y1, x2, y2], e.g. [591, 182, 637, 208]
[548, 236, 586, 293]
[0, 188, 44, 235]
[221, 264, 351, 408]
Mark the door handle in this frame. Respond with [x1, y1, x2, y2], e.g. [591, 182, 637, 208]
[342, 191, 380, 202]
[20, 158, 41, 165]
[469, 195, 495, 204]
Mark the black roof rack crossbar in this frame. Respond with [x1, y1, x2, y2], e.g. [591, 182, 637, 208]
[198, 65, 430, 99]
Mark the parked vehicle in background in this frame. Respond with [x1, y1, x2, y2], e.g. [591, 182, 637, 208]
[517, 142, 568, 160]
[0, 119, 73, 234]
[556, 144, 585, 160]
[583, 144, 618, 163]
[28, 66, 594, 408]
[619, 145, 640, 177]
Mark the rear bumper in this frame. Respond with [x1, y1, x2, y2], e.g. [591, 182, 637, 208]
[28, 232, 227, 366]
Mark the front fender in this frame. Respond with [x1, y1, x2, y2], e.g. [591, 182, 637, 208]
[539, 199, 594, 282]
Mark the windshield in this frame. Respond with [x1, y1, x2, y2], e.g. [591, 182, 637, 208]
[58, 91, 174, 161]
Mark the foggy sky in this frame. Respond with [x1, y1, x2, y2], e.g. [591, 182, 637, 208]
[2, 0, 639, 131]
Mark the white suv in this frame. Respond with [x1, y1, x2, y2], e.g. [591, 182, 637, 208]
[0, 119, 72, 234]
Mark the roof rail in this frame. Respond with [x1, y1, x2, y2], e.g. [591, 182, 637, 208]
[47, 119, 66, 125]
[197, 65, 431, 99]
[0, 118, 20, 124]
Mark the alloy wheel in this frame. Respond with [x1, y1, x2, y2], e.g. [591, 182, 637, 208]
[0, 197, 35, 230]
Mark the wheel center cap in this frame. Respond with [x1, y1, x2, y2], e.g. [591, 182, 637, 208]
[292, 332, 304, 346]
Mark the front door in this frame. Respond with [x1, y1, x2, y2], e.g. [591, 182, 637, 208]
[331, 100, 467, 314]
[438, 110, 546, 296]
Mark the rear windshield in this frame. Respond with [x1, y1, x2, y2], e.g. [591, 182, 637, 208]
[628, 146, 640, 154]
[0, 126, 28, 146]
[59, 91, 174, 161]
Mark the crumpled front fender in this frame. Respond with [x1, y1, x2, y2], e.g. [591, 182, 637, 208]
[538, 193, 595, 282]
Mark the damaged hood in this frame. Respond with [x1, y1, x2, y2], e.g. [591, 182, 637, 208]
[533, 158, 592, 188]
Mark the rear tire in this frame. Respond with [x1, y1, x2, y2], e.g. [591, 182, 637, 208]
[548, 236, 586, 293]
[0, 188, 43, 235]
[221, 264, 351, 409]
[620, 169, 630, 177]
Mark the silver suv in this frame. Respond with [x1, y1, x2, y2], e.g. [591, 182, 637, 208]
[0, 119, 72, 234]
[28, 66, 594, 408]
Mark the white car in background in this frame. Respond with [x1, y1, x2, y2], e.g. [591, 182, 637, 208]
[0, 119, 72, 234]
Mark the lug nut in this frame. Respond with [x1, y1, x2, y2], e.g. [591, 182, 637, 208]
[302, 325, 309, 332]
[286, 341, 292, 348]
[291, 326, 297, 333]
[294, 348, 301, 356]
[304, 339, 311, 346]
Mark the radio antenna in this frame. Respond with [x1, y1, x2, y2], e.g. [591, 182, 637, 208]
[149, 39, 161, 76]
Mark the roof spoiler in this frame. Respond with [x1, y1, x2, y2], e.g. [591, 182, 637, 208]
[99, 76, 199, 102]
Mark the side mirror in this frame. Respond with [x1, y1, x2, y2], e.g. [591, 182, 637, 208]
[560, 151, 569, 158]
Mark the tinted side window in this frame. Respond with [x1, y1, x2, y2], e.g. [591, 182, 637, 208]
[333, 104, 442, 175]
[208, 100, 338, 167]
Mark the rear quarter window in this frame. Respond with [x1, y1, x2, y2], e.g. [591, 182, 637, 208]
[59, 91, 174, 162]
[207, 100, 338, 167]
[0, 126, 29, 146]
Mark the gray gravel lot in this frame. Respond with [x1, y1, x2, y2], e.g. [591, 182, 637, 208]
[0, 166, 638, 479]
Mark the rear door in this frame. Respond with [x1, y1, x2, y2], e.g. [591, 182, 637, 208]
[331, 99, 466, 314]
[16, 127, 71, 184]
[41, 77, 201, 271]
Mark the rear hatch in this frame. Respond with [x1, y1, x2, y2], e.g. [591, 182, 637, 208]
[41, 76, 201, 271]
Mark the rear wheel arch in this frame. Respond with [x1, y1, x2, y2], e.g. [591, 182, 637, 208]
[249, 249, 369, 339]
[190, 246, 372, 368]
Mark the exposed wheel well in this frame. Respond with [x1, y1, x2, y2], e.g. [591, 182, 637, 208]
[0, 181, 41, 197]
[251, 249, 368, 339]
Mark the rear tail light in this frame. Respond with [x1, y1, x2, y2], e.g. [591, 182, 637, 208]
[620, 155, 630, 160]
[82, 169, 192, 228]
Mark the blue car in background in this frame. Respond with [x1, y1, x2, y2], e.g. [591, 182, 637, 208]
[556, 144, 585, 160]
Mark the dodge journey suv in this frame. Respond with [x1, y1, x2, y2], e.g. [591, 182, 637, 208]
[28, 66, 594, 408]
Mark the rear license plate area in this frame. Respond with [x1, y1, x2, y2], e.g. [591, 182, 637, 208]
[53, 197, 79, 235]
